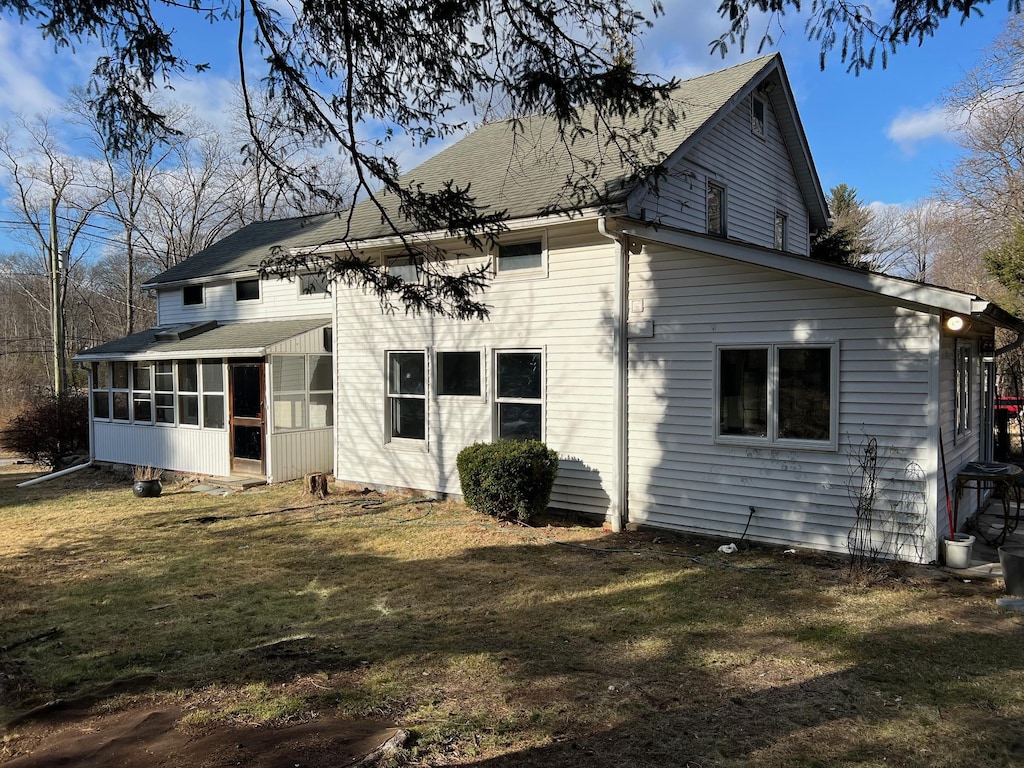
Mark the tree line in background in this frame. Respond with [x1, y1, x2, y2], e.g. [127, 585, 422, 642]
[0, 88, 353, 417]
[1, 0, 1024, 429]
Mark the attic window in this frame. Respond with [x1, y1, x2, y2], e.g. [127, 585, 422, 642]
[707, 181, 726, 237]
[496, 239, 545, 276]
[236, 279, 261, 301]
[183, 285, 203, 305]
[751, 96, 766, 138]
[299, 273, 329, 296]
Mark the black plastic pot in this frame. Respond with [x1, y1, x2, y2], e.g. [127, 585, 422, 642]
[132, 479, 163, 498]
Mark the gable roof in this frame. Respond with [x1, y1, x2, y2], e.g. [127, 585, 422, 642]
[146, 54, 824, 287]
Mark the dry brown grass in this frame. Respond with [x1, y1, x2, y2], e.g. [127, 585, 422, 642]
[1, 462, 1023, 766]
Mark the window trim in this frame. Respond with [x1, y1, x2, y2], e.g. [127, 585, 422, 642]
[298, 273, 330, 299]
[387, 254, 420, 285]
[494, 232, 548, 280]
[182, 284, 204, 306]
[235, 278, 261, 302]
[707, 180, 727, 237]
[435, 350, 485, 400]
[385, 350, 428, 446]
[494, 348, 545, 442]
[714, 342, 839, 451]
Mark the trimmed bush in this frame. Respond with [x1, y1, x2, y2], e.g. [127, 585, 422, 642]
[0, 390, 89, 469]
[456, 440, 558, 523]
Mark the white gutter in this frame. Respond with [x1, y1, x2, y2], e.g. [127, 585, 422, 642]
[17, 460, 93, 488]
[598, 216, 627, 533]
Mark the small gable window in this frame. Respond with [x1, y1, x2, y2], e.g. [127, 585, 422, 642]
[496, 239, 545, 276]
[236, 279, 261, 302]
[707, 181, 726, 237]
[751, 95, 766, 138]
[774, 211, 788, 251]
[299, 273, 329, 296]
[182, 285, 204, 306]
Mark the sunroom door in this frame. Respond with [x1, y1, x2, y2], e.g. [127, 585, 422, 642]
[230, 361, 265, 475]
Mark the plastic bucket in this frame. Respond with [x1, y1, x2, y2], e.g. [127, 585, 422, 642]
[942, 534, 975, 570]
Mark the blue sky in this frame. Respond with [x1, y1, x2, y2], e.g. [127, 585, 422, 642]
[0, 2, 1014, 256]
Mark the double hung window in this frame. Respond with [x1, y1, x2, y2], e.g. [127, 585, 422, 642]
[717, 344, 836, 447]
[495, 351, 543, 441]
[387, 352, 426, 440]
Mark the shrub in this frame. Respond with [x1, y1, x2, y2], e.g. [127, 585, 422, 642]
[456, 440, 558, 523]
[0, 390, 89, 469]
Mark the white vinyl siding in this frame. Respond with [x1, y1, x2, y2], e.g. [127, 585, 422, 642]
[156, 275, 333, 325]
[631, 94, 810, 255]
[333, 221, 616, 516]
[626, 243, 936, 561]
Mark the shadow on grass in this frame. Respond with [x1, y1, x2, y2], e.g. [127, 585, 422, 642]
[1, 476, 1023, 765]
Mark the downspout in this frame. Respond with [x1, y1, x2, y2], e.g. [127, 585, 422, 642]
[598, 216, 627, 533]
[17, 460, 93, 488]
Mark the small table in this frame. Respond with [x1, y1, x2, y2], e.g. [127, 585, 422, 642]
[957, 461, 1023, 547]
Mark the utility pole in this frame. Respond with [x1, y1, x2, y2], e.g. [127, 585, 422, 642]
[49, 197, 66, 395]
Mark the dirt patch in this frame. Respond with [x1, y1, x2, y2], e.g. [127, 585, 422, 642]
[2, 707, 403, 767]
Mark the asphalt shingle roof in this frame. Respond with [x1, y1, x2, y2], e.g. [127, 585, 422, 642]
[146, 55, 778, 287]
[75, 317, 330, 360]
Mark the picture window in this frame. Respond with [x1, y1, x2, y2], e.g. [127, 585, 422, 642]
[183, 285, 204, 305]
[437, 351, 481, 396]
[235, 279, 261, 301]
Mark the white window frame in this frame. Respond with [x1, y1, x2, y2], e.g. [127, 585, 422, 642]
[182, 284, 204, 306]
[707, 181, 727, 237]
[955, 340, 973, 439]
[387, 254, 420, 284]
[110, 361, 131, 422]
[176, 359, 201, 428]
[385, 350, 428, 445]
[154, 360, 176, 425]
[494, 233, 548, 280]
[298, 273, 330, 298]
[91, 362, 111, 420]
[494, 349, 545, 442]
[132, 362, 154, 424]
[435, 350, 485, 400]
[201, 359, 226, 430]
[235, 278, 261, 302]
[714, 342, 839, 451]
[270, 354, 334, 433]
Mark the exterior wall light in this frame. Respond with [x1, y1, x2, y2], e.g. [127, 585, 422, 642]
[945, 315, 967, 333]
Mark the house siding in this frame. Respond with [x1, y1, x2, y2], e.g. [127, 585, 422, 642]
[93, 421, 231, 476]
[332, 221, 617, 515]
[626, 243, 936, 560]
[156, 277, 333, 325]
[632, 94, 810, 255]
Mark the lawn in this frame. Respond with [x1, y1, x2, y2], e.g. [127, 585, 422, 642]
[1, 462, 1023, 766]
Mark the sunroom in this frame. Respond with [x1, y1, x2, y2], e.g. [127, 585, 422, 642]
[74, 317, 333, 482]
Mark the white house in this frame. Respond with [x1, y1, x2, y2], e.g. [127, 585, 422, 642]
[76, 54, 1024, 563]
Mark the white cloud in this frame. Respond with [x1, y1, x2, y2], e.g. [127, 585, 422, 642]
[886, 105, 958, 153]
[0, 18, 65, 118]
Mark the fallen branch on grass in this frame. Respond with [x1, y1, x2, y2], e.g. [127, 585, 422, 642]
[0, 626, 60, 654]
